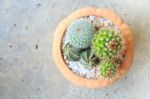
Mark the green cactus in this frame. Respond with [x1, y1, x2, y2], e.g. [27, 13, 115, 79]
[63, 43, 80, 61]
[100, 61, 118, 78]
[67, 19, 95, 49]
[79, 49, 100, 69]
[92, 29, 124, 60]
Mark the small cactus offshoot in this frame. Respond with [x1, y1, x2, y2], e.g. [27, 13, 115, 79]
[100, 61, 118, 78]
[63, 43, 80, 61]
[92, 29, 125, 60]
[79, 49, 100, 69]
[67, 19, 95, 49]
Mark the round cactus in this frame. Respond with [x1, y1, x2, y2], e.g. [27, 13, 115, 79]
[67, 19, 95, 49]
[92, 29, 125, 60]
[63, 43, 80, 61]
[100, 61, 118, 78]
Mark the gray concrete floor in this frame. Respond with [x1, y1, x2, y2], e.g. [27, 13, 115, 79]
[0, 0, 150, 99]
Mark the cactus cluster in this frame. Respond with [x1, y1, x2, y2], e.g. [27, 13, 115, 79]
[91, 29, 125, 78]
[92, 29, 124, 60]
[63, 18, 126, 79]
[67, 19, 95, 49]
[63, 43, 99, 68]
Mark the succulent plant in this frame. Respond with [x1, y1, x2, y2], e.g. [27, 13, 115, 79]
[100, 61, 118, 78]
[92, 29, 125, 60]
[63, 43, 80, 61]
[67, 19, 95, 49]
[79, 49, 100, 69]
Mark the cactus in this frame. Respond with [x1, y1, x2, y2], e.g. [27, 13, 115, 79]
[63, 43, 80, 61]
[100, 61, 118, 78]
[79, 49, 100, 69]
[92, 29, 125, 60]
[67, 19, 95, 49]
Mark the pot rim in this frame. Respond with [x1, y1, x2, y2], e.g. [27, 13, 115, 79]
[53, 7, 134, 88]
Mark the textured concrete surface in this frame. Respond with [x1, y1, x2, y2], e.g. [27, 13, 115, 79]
[0, 0, 150, 99]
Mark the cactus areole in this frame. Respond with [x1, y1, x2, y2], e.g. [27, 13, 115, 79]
[53, 7, 134, 88]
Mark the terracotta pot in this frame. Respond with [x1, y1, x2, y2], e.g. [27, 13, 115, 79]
[52, 7, 134, 88]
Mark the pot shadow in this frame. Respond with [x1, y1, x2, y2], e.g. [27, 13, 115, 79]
[127, 14, 150, 76]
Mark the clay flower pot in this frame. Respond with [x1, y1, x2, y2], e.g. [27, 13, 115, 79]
[53, 7, 134, 88]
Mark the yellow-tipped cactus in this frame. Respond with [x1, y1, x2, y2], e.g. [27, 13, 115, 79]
[92, 29, 125, 60]
[100, 61, 118, 78]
